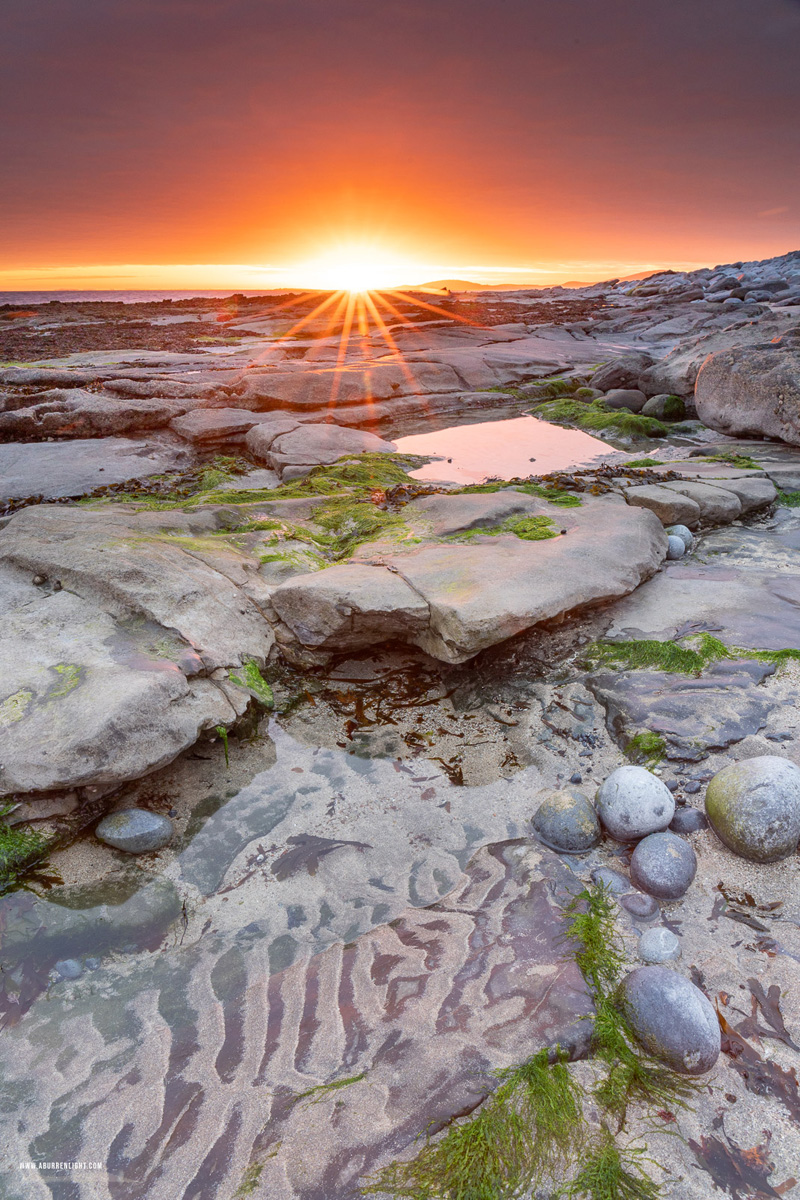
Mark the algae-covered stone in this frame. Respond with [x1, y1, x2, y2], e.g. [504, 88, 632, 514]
[96, 809, 174, 854]
[532, 788, 600, 853]
[595, 765, 675, 842]
[705, 755, 800, 862]
[621, 965, 720, 1074]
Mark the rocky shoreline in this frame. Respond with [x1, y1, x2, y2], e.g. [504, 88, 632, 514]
[1, 250, 800, 1199]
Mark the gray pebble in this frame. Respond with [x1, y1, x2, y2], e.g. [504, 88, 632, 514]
[630, 831, 697, 899]
[621, 891, 660, 920]
[54, 959, 82, 980]
[638, 927, 681, 963]
[670, 807, 708, 834]
[684, 780, 702, 794]
[569, 772, 583, 784]
[533, 789, 601, 854]
[667, 524, 694, 550]
[84, 958, 100, 971]
[95, 809, 174, 854]
[666, 535, 686, 560]
[590, 866, 629, 894]
[665, 779, 679, 792]
[621, 965, 720, 1074]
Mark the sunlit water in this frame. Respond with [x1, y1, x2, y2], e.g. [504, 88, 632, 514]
[394, 414, 613, 483]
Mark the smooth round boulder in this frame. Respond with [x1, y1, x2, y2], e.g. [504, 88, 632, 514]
[630, 831, 697, 900]
[705, 756, 800, 862]
[670, 807, 708, 834]
[532, 788, 601, 853]
[596, 765, 675, 842]
[621, 966, 720, 1074]
[666, 535, 686, 560]
[666, 524, 693, 550]
[603, 388, 648, 412]
[95, 809, 174, 854]
[638, 927, 680, 963]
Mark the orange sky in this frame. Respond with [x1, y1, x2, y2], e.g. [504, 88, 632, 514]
[1, 0, 798, 290]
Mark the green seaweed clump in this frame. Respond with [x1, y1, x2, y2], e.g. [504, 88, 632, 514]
[362, 1047, 583, 1199]
[0, 804, 48, 895]
[704, 451, 759, 470]
[457, 480, 582, 506]
[557, 1130, 660, 1200]
[311, 497, 407, 557]
[448, 514, 558, 543]
[506, 515, 558, 540]
[585, 633, 800, 676]
[229, 660, 274, 708]
[202, 452, 427, 507]
[624, 459, 667, 468]
[624, 732, 666, 768]
[530, 398, 668, 440]
[777, 490, 800, 507]
[565, 886, 699, 1124]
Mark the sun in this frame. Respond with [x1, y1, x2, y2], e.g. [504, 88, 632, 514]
[291, 241, 422, 293]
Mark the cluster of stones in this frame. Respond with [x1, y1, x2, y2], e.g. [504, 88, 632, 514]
[532, 753, 800, 1075]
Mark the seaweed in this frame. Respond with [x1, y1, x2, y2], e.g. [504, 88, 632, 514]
[529, 398, 668, 439]
[361, 1047, 585, 1199]
[564, 887, 700, 1125]
[557, 1130, 661, 1200]
[228, 660, 275, 708]
[0, 803, 48, 895]
[584, 633, 800, 676]
[625, 732, 666, 768]
[293, 1071, 366, 1107]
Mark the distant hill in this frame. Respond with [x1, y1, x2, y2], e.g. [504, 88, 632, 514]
[399, 269, 671, 294]
[397, 279, 519, 294]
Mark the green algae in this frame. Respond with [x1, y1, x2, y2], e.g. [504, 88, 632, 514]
[704, 451, 760, 470]
[448, 514, 558, 544]
[0, 689, 34, 728]
[530, 398, 668, 439]
[215, 724, 230, 768]
[564, 886, 700, 1127]
[0, 803, 48, 896]
[624, 459, 667, 468]
[228, 660, 274, 708]
[458, 481, 582, 506]
[201, 452, 427, 508]
[585, 633, 800, 676]
[777, 490, 800, 507]
[557, 1130, 661, 1200]
[624, 732, 666, 768]
[234, 1163, 263, 1196]
[48, 663, 83, 698]
[362, 1048, 584, 1199]
[293, 1071, 366, 1107]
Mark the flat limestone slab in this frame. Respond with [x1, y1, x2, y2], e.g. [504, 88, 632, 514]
[0, 436, 193, 504]
[272, 495, 666, 663]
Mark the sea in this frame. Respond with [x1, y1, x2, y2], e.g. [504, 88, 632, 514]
[0, 290, 294, 306]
